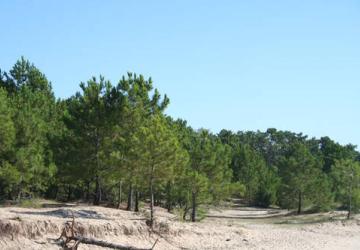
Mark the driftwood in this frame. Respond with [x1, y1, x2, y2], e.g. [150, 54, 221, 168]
[62, 236, 158, 250]
[58, 212, 158, 250]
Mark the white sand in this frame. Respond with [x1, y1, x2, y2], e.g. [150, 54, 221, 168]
[0, 204, 359, 250]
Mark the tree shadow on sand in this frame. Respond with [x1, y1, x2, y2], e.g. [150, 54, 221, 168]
[11, 208, 109, 220]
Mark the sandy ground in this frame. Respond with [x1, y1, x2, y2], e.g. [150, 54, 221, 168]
[0, 202, 359, 250]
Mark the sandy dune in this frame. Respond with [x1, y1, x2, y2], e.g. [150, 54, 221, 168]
[0, 203, 359, 250]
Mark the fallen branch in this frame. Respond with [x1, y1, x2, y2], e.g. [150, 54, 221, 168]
[63, 236, 156, 250]
[58, 212, 158, 250]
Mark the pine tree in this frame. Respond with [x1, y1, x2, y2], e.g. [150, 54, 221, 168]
[111, 73, 169, 211]
[64, 76, 116, 205]
[0, 88, 17, 199]
[278, 143, 329, 214]
[186, 129, 232, 221]
[0, 58, 58, 199]
[135, 114, 188, 227]
[331, 159, 360, 218]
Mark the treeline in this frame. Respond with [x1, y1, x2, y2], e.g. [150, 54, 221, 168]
[0, 58, 360, 222]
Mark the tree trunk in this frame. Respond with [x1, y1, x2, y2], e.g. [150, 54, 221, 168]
[154, 194, 159, 206]
[191, 191, 196, 222]
[149, 179, 154, 228]
[135, 190, 139, 212]
[247, 185, 251, 205]
[86, 181, 91, 202]
[54, 186, 59, 201]
[127, 183, 133, 211]
[117, 181, 122, 209]
[7, 191, 12, 200]
[348, 181, 353, 219]
[94, 132, 101, 206]
[67, 185, 72, 201]
[297, 191, 302, 214]
[183, 205, 189, 221]
[166, 182, 172, 212]
[17, 177, 23, 202]
[93, 176, 101, 205]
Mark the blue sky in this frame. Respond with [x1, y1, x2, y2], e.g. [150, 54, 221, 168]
[1, 1, 359, 146]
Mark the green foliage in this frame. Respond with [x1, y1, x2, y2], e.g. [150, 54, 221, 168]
[331, 159, 360, 215]
[320, 137, 358, 173]
[181, 129, 233, 221]
[136, 114, 188, 191]
[237, 144, 265, 203]
[229, 182, 246, 197]
[18, 198, 42, 208]
[278, 143, 332, 213]
[255, 167, 280, 207]
[0, 58, 58, 199]
[0, 162, 21, 198]
[0, 88, 15, 155]
[1, 57, 359, 222]
[311, 174, 334, 212]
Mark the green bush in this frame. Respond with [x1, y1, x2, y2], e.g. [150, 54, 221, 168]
[19, 199, 42, 208]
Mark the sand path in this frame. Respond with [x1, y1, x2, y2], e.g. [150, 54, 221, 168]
[0, 202, 359, 249]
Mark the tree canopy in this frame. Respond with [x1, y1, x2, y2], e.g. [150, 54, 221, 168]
[1, 58, 360, 220]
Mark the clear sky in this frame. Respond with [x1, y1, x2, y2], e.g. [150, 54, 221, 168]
[1, 1, 359, 146]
